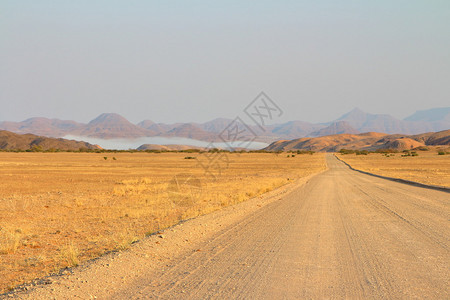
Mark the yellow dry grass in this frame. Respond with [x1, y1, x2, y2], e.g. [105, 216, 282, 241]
[0, 152, 326, 292]
[338, 150, 450, 187]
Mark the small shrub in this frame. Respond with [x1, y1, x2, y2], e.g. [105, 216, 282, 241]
[103, 157, 108, 160]
[414, 146, 429, 151]
[296, 150, 316, 155]
[401, 150, 411, 157]
[339, 149, 355, 155]
[375, 148, 398, 153]
[26, 145, 44, 152]
[184, 156, 196, 159]
[183, 149, 201, 153]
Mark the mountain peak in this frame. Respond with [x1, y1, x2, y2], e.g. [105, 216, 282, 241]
[340, 107, 367, 118]
[73, 113, 151, 139]
[404, 107, 450, 122]
[88, 113, 130, 125]
[351, 107, 363, 113]
[137, 120, 155, 129]
[309, 120, 359, 137]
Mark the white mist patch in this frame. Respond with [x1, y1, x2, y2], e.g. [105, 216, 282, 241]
[63, 135, 269, 151]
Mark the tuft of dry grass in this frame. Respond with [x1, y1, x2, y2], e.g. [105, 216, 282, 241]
[60, 242, 80, 267]
[338, 150, 450, 187]
[113, 230, 141, 251]
[0, 152, 326, 292]
[0, 229, 22, 255]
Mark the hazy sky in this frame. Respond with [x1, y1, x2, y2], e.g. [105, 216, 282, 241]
[1, 1, 449, 124]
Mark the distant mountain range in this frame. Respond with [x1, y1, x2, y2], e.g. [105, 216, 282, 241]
[264, 130, 450, 152]
[1, 107, 449, 143]
[2, 128, 448, 152]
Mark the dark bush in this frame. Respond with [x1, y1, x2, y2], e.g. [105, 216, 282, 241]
[375, 148, 398, 153]
[339, 149, 355, 154]
[296, 150, 315, 155]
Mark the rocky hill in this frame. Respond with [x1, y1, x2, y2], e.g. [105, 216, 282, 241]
[0, 117, 83, 137]
[163, 123, 217, 141]
[264, 130, 450, 152]
[0, 130, 100, 151]
[71, 113, 152, 139]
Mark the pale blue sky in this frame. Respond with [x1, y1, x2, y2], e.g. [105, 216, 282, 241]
[1, 1, 449, 124]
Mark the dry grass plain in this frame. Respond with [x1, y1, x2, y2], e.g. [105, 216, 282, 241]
[0, 152, 326, 292]
[338, 149, 450, 187]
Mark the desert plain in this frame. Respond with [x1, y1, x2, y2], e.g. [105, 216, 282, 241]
[338, 149, 450, 187]
[0, 151, 326, 292]
[1, 149, 449, 298]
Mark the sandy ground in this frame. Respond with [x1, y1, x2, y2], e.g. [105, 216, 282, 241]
[5, 154, 449, 299]
[337, 151, 450, 188]
[0, 152, 325, 291]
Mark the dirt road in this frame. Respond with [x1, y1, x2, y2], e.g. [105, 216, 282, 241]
[12, 154, 449, 299]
